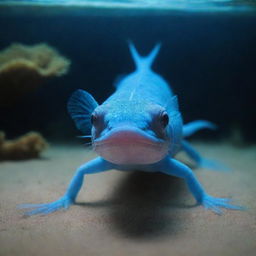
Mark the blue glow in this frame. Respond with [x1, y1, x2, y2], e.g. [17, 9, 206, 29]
[1, 0, 255, 13]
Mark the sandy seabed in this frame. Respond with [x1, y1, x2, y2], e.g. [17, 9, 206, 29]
[0, 142, 255, 256]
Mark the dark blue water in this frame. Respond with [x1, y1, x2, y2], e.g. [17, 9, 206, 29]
[0, 10, 255, 142]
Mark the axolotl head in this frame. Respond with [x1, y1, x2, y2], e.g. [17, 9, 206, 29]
[92, 99, 173, 165]
[68, 90, 182, 165]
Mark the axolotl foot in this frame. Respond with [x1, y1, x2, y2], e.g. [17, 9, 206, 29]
[200, 194, 244, 215]
[18, 157, 114, 216]
[18, 196, 73, 216]
[159, 157, 244, 215]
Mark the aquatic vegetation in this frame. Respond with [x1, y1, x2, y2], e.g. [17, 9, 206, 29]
[0, 43, 70, 107]
[0, 131, 48, 160]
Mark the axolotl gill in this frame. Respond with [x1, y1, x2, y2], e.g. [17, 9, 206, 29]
[20, 43, 242, 215]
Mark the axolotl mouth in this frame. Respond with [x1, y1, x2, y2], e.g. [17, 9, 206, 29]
[93, 126, 169, 165]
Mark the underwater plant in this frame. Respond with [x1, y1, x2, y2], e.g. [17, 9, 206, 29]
[0, 43, 70, 107]
[0, 131, 48, 160]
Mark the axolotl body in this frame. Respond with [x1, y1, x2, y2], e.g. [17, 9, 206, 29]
[20, 43, 242, 215]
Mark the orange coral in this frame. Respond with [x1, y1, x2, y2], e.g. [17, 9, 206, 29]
[0, 43, 71, 107]
[0, 131, 48, 160]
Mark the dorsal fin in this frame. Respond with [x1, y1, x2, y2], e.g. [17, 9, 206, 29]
[128, 41, 161, 71]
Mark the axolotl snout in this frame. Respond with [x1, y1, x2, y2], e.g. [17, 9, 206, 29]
[92, 97, 176, 164]
[19, 43, 242, 215]
[93, 105, 171, 164]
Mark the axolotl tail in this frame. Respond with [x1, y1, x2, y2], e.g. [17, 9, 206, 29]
[128, 41, 161, 72]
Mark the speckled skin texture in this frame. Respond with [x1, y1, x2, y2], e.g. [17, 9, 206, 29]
[17, 44, 242, 215]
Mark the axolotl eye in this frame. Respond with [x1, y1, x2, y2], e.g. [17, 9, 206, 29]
[91, 113, 98, 125]
[160, 111, 169, 127]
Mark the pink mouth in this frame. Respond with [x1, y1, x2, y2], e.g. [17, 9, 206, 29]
[93, 126, 167, 164]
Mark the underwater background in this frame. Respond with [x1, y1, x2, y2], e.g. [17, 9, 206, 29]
[0, 1, 256, 256]
[0, 0, 256, 143]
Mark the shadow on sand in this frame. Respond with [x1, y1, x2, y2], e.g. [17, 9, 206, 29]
[79, 170, 194, 240]
[109, 171, 192, 239]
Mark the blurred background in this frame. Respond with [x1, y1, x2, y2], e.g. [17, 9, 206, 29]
[0, 1, 256, 144]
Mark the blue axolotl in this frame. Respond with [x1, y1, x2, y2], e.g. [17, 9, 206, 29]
[20, 43, 242, 215]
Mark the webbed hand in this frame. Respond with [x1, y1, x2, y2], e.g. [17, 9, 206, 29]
[18, 157, 114, 216]
[18, 195, 73, 216]
[200, 194, 244, 215]
[155, 157, 243, 214]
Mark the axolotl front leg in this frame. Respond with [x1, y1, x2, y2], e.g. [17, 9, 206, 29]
[20, 156, 242, 216]
[145, 157, 242, 214]
[19, 157, 115, 216]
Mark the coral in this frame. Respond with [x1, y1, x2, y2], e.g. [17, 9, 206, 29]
[0, 131, 48, 160]
[0, 43, 71, 107]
